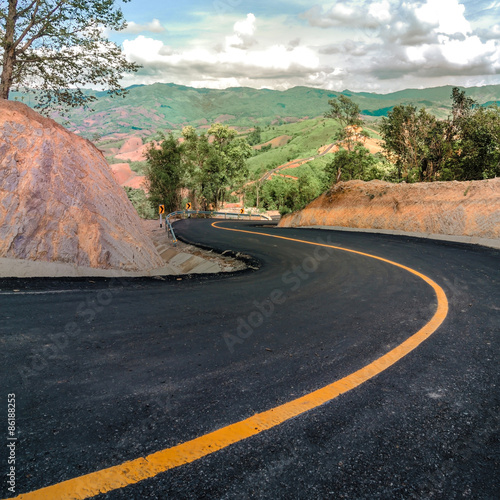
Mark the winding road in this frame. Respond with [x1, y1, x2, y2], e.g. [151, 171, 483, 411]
[1, 219, 499, 499]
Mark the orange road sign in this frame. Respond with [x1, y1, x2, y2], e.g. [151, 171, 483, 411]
[159, 205, 165, 214]
[186, 202, 192, 210]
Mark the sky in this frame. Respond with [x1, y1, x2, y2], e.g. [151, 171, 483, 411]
[108, 0, 500, 93]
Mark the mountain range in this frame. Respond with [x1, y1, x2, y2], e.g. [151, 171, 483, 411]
[12, 83, 500, 139]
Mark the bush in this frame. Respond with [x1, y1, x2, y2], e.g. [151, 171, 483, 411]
[124, 187, 156, 219]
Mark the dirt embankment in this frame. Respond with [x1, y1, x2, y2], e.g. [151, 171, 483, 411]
[0, 99, 164, 271]
[279, 179, 500, 241]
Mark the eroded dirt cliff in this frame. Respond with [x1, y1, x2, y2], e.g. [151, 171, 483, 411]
[279, 179, 500, 240]
[0, 99, 164, 271]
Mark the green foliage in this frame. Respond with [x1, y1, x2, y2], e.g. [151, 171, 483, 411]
[445, 94, 500, 180]
[123, 187, 155, 219]
[260, 177, 299, 214]
[182, 124, 252, 209]
[258, 144, 272, 153]
[145, 125, 251, 212]
[325, 145, 388, 184]
[380, 105, 447, 181]
[144, 134, 183, 213]
[380, 88, 500, 182]
[297, 167, 325, 207]
[255, 164, 326, 215]
[0, 0, 140, 112]
[246, 127, 262, 146]
[98, 138, 126, 150]
[325, 94, 366, 152]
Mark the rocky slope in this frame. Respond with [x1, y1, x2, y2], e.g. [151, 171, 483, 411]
[279, 179, 500, 240]
[0, 99, 164, 271]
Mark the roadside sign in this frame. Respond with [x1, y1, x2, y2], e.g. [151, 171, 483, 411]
[240, 208, 245, 214]
[186, 202, 192, 210]
[159, 205, 165, 228]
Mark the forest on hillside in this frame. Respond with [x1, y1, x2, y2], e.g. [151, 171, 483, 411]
[134, 87, 499, 217]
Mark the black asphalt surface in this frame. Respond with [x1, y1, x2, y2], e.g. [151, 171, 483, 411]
[1, 219, 499, 499]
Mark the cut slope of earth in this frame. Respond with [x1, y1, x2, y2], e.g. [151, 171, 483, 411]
[0, 99, 163, 271]
[279, 178, 500, 240]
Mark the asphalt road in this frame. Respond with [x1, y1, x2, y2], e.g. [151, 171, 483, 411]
[1, 219, 499, 499]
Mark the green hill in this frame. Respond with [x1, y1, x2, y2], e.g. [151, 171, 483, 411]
[11, 83, 500, 139]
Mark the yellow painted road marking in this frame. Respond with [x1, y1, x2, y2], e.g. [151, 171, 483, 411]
[10, 223, 449, 500]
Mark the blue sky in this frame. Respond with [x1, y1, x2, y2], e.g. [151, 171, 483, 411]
[109, 0, 500, 92]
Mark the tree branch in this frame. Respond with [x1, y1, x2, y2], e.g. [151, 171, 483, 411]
[14, 0, 66, 53]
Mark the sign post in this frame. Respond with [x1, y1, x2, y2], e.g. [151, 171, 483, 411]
[159, 205, 165, 227]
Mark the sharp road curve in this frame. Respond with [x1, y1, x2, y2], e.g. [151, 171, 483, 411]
[1, 219, 499, 499]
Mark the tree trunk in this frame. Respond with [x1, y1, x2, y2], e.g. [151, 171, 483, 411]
[0, 0, 18, 100]
[1, 49, 15, 99]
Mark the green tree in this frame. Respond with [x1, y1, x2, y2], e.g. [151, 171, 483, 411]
[325, 94, 365, 151]
[144, 134, 184, 213]
[325, 145, 382, 184]
[450, 87, 476, 123]
[324, 94, 368, 182]
[447, 105, 500, 180]
[381, 88, 500, 182]
[181, 125, 211, 206]
[246, 126, 262, 146]
[445, 89, 500, 180]
[260, 176, 298, 214]
[380, 105, 449, 182]
[0, 0, 139, 111]
[380, 105, 419, 181]
[297, 167, 323, 208]
[182, 124, 252, 210]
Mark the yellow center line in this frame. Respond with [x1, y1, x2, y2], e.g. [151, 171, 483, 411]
[11, 222, 449, 500]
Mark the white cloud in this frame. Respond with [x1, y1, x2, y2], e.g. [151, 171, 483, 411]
[297, 0, 500, 90]
[300, 3, 369, 29]
[416, 0, 471, 35]
[123, 19, 165, 34]
[122, 14, 320, 89]
[226, 13, 257, 49]
[116, 2, 500, 92]
[368, 1, 392, 22]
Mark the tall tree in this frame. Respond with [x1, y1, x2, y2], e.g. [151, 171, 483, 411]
[324, 94, 367, 181]
[447, 105, 500, 180]
[144, 135, 184, 214]
[325, 94, 365, 151]
[380, 105, 448, 182]
[380, 88, 499, 182]
[0, 0, 139, 111]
